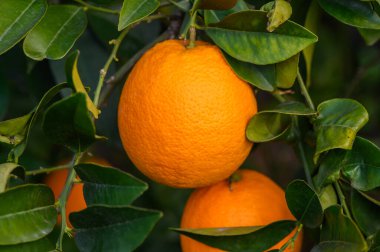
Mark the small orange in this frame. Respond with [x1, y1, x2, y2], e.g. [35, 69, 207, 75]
[44, 157, 110, 228]
[118, 40, 257, 188]
[180, 169, 302, 252]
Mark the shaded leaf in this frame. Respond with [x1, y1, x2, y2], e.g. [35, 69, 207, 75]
[0, 163, 24, 193]
[118, 0, 160, 31]
[205, 10, 318, 65]
[358, 28, 380, 46]
[173, 220, 296, 252]
[204, 0, 249, 25]
[223, 52, 276, 92]
[351, 189, 380, 236]
[314, 99, 368, 162]
[0, 0, 47, 55]
[42, 93, 96, 152]
[70, 205, 162, 252]
[318, 0, 380, 29]
[313, 151, 343, 191]
[0, 236, 54, 252]
[65, 51, 99, 119]
[267, 0, 293, 32]
[371, 232, 380, 252]
[275, 54, 300, 89]
[311, 241, 362, 252]
[74, 163, 148, 206]
[23, 5, 87, 60]
[0, 185, 57, 245]
[198, 0, 238, 10]
[286, 180, 323, 228]
[320, 205, 367, 251]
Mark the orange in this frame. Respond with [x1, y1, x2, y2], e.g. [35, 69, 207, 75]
[118, 40, 257, 188]
[180, 169, 302, 252]
[44, 157, 110, 228]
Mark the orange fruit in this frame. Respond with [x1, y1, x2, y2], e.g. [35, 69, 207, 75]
[118, 40, 257, 188]
[44, 157, 110, 228]
[180, 169, 302, 252]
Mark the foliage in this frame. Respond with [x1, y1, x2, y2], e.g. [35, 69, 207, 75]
[0, 0, 380, 251]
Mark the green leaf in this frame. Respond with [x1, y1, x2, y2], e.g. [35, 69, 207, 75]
[8, 83, 68, 161]
[358, 28, 380, 46]
[223, 52, 276, 92]
[340, 137, 380, 191]
[173, 220, 296, 252]
[0, 185, 57, 245]
[65, 51, 100, 119]
[168, 0, 190, 12]
[313, 151, 343, 191]
[303, 0, 320, 87]
[319, 185, 338, 211]
[371, 232, 380, 252]
[74, 163, 148, 206]
[275, 54, 299, 89]
[205, 10, 318, 65]
[351, 189, 380, 236]
[118, 0, 160, 31]
[320, 205, 367, 251]
[0, 163, 24, 193]
[285, 180, 323, 228]
[266, 0, 293, 32]
[204, 0, 249, 25]
[197, 0, 238, 10]
[314, 99, 369, 162]
[0, 0, 47, 55]
[23, 5, 87, 60]
[70, 205, 162, 252]
[0, 237, 55, 252]
[246, 101, 316, 142]
[0, 114, 32, 145]
[311, 241, 362, 252]
[318, 0, 380, 29]
[42, 93, 96, 152]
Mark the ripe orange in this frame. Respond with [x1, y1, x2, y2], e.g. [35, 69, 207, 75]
[118, 40, 257, 188]
[44, 157, 110, 228]
[180, 169, 302, 252]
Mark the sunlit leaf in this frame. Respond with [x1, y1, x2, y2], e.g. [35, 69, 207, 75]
[0, 163, 24, 193]
[266, 0, 293, 32]
[275, 54, 299, 89]
[358, 28, 380, 46]
[0, 114, 32, 145]
[23, 5, 87, 60]
[0, 0, 47, 55]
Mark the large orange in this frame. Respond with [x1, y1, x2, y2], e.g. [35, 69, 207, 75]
[180, 169, 302, 252]
[118, 40, 257, 188]
[44, 157, 110, 228]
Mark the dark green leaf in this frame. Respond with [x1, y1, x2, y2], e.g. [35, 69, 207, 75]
[266, 0, 293, 32]
[23, 5, 87, 60]
[286, 180, 323, 228]
[313, 151, 343, 191]
[320, 205, 367, 251]
[223, 52, 276, 91]
[358, 28, 380, 46]
[204, 0, 249, 25]
[74, 163, 148, 206]
[311, 241, 362, 252]
[65, 51, 100, 119]
[246, 113, 290, 142]
[351, 189, 380, 236]
[341, 137, 380, 191]
[318, 0, 380, 29]
[0, 0, 47, 55]
[314, 99, 368, 162]
[0, 237, 54, 252]
[70, 205, 162, 252]
[197, 0, 238, 10]
[0, 163, 24, 193]
[42, 93, 96, 152]
[275, 54, 299, 89]
[0, 114, 32, 145]
[173, 220, 296, 252]
[371, 232, 380, 252]
[118, 0, 160, 31]
[0, 78, 9, 120]
[0, 185, 57, 245]
[205, 10, 318, 65]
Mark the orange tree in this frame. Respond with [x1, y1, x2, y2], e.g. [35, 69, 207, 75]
[0, 0, 380, 251]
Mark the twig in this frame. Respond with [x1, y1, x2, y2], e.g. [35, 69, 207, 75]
[297, 69, 315, 111]
[25, 164, 71, 176]
[334, 181, 353, 219]
[73, 0, 119, 14]
[279, 223, 303, 252]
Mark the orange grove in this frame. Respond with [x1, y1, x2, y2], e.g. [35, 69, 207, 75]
[180, 169, 302, 252]
[118, 40, 257, 188]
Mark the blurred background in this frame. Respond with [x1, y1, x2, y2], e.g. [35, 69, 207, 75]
[0, 0, 380, 251]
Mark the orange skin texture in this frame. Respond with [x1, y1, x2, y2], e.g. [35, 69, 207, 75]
[44, 158, 110, 228]
[118, 40, 257, 188]
[180, 170, 302, 252]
